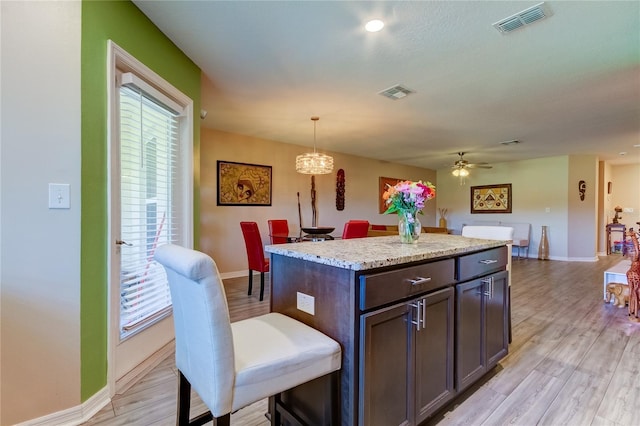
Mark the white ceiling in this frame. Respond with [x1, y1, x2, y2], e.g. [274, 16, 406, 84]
[133, 1, 640, 170]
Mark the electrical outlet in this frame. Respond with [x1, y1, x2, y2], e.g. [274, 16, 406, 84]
[296, 292, 315, 315]
[623, 207, 634, 213]
[545, 207, 551, 213]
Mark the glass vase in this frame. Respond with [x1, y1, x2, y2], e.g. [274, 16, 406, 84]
[398, 212, 422, 244]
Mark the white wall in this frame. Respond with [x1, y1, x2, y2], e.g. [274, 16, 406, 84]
[611, 163, 640, 228]
[200, 128, 437, 275]
[0, 2, 82, 424]
[436, 156, 572, 260]
[567, 155, 599, 260]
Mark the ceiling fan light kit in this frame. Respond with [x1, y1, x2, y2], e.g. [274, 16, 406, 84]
[451, 152, 492, 182]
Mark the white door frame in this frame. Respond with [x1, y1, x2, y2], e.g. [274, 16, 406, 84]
[106, 40, 193, 395]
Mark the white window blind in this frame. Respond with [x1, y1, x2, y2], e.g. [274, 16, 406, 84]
[118, 77, 182, 338]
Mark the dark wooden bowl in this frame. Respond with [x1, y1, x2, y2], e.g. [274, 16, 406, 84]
[301, 227, 335, 235]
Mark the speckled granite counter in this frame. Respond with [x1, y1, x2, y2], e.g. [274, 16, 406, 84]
[265, 233, 505, 271]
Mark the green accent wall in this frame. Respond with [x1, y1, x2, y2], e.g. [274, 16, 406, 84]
[80, 0, 201, 401]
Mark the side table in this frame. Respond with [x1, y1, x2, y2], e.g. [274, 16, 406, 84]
[606, 223, 626, 255]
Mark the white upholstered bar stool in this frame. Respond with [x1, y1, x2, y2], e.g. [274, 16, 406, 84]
[461, 225, 514, 342]
[154, 244, 342, 426]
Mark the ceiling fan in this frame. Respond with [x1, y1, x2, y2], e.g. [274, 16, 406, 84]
[451, 152, 492, 177]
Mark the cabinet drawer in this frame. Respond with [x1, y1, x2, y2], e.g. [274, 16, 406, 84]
[457, 246, 507, 282]
[360, 259, 455, 311]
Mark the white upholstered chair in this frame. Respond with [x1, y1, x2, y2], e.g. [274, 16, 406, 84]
[511, 223, 531, 259]
[154, 244, 341, 426]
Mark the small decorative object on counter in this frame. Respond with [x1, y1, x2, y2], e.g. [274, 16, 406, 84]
[382, 180, 436, 244]
[538, 225, 549, 260]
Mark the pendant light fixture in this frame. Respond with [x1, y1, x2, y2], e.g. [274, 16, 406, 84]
[296, 116, 334, 175]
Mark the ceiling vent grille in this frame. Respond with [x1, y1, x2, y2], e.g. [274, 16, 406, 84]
[493, 2, 552, 34]
[378, 84, 415, 100]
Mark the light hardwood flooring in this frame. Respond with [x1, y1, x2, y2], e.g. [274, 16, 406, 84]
[84, 255, 639, 425]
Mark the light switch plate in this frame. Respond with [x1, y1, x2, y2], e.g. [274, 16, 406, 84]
[49, 183, 70, 209]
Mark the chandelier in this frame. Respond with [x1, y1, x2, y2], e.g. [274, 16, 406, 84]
[296, 117, 334, 175]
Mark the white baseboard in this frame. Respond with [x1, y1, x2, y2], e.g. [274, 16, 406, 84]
[115, 339, 175, 395]
[16, 386, 110, 426]
[220, 270, 250, 280]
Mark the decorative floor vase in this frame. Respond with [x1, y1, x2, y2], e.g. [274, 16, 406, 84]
[439, 217, 447, 229]
[399, 213, 421, 244]
[538, 225, 549, 260]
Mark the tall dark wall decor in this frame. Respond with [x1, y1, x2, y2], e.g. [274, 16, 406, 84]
[336, 169, 345, 211]
[579, 180, 586, 201]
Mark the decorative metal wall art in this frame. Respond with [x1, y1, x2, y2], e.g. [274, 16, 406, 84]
[336, 169, 345, 211]
[470, 183, 512, 214]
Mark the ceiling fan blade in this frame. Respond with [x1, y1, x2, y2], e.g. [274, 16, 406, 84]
[467, 164, 493, 169]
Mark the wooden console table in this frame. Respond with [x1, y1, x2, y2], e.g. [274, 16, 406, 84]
[606, 223, 626, 255]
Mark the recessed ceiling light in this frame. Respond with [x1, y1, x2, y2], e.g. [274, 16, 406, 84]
[634, 144, 640, 148]
[365, 19, 384, 32]
[619, 152, 627, 156]
[500, 140, 520, 146]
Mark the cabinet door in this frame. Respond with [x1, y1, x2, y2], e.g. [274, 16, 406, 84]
[455, 278, 485, 392]
[360, 302, 413, 426]
[485, 270, 509, 368]
[415, 287, 455, 424]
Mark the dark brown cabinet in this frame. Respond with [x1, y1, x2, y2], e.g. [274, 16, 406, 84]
[359, 287, 454, 426]
[456, 270, 509, 392]
[268, 242, 509, 426]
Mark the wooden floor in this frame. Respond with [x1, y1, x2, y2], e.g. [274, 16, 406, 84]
[84, 255, 640, 426]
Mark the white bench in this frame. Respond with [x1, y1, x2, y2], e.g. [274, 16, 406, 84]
[603, 259, 630, 299]
[470, 221, 531, 259]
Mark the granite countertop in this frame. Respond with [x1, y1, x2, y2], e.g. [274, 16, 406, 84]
[265, 234, 506, 271]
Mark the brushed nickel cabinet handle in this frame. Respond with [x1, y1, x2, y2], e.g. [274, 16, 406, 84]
[408, 277, 432, 285]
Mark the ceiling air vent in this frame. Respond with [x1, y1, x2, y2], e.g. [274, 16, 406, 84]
[493, 2, 552, 34]
[378, 84, 415, 100]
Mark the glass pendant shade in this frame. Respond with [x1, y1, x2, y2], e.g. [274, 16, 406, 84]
[296, 152, 334, 175]
[296, 116, 334, 175]
[452, 168, 469, 177]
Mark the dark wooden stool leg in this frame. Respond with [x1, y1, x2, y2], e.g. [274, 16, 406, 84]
[248, 269, 253, 295]
[259, 272, 265, 301]
[177, 371, 191, 426]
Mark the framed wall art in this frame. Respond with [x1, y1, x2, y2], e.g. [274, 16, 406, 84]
[379, 176, 404, 213]
[217, 160, 272, 206]
[470, 183, 512, 214]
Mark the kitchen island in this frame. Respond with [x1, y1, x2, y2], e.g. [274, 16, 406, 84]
[265, 234, 510, 426]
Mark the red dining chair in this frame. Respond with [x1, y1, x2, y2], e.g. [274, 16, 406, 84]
[240, 222, 269, 301]
[341, 220, 370, 239]
[268, 219, 290, 244]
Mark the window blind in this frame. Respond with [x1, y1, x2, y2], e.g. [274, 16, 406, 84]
[118, 81, 182, 338]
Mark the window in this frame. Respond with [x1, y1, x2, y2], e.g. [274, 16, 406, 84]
[117, 72, 189, 338]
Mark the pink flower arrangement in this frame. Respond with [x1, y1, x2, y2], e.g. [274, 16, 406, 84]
[382, 180, 436, 219]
